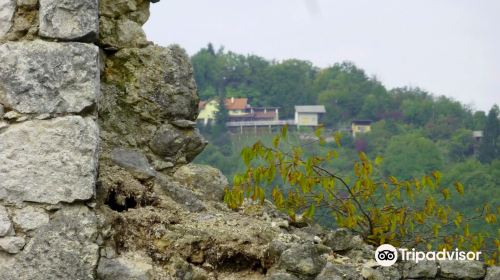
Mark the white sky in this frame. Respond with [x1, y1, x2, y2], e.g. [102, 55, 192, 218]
[144, 0, 500, 112]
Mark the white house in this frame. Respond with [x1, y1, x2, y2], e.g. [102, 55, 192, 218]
[294, 105, 326, 127]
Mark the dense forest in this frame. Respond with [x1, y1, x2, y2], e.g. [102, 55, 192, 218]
[191, 44, 500, 228]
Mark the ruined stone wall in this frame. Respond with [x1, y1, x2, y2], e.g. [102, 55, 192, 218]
[0, 0, 100, 279]
[0, 0, 208, 279]
[1, 1, 499, 280]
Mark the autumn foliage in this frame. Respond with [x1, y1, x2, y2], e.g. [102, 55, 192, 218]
[224, 126, 500, 265]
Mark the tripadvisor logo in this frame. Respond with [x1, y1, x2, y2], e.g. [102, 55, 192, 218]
[375, 244, 482, 266]
[375, 244, 398, 267]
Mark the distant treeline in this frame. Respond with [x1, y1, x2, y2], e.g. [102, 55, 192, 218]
[191, 44, 499, 232]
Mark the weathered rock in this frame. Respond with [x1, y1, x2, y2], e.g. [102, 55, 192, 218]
[150, 124, 207, 162]
[376, 266, 401, 280]
[316, 263, 361, 280]
[485, 266, 500, 280]
[0, 116, 99, 204]
[2, 111, 21, 120]
[0, 205, 12, 237]
[0, 236, 25, 254]
[13, 206, 50, 231]
[0, 0, 15, 37]
[0, 205, 99, 280]
[39, 0, 99, 41]
[264, 240, 292, 269]
[97, 254, 154, 280]
[402, 260, 438, 279]
[278, 244, 329, 276]
[111, 148, 156, 179]
[156, 175, 206, 212]
[171, 119, 197, 128]
[101, 45, 199, 123]
[0, 40, 99, 114]
[173, 164, 227, 201]
[99, 17, 148, 49]
[323, 228, 354, 252]
[100, 0, 150, 25]
[16, 0, 37, 7]
[438, 260, 485, 279]
[265, 271, 299, 280]
[361, 265, 402, 280]
[167, 256, 209, 280]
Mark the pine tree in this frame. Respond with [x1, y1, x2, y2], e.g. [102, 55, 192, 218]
[478, 105, 500, 163]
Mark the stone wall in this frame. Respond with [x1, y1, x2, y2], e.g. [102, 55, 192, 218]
[0, 1, 100, 279]
[0, 1, 499, 279]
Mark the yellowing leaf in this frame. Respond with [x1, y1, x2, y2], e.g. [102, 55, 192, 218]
[334, 132, 342, 147]
[441, 188, 450, 200]
[454, 182, 464, 195]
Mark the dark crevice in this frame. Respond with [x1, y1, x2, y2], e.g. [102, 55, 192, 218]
[216, 253, 265, 273]
[105, 190, 138, 212]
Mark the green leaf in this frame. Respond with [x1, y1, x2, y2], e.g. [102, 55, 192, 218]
[304, 204, 315, 219]
[281, 125, 288, 138]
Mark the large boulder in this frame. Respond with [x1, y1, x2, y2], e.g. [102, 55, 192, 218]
[99, 45, 204, 169]
[101, 45, 199, 123]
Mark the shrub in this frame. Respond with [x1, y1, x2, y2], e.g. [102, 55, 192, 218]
[224, 126, 500, 265]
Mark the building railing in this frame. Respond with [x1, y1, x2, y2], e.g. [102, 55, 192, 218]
[226, 119, 296, 127]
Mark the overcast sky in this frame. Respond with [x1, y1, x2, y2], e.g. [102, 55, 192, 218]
[144, 0, 499, 112]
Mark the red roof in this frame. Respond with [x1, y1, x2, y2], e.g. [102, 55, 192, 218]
[224, 98, 248, 111]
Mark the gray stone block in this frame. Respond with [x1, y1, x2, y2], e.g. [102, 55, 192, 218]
[0, 116, 99, 204]
[97, 255, 154, 280]
[0, 206, 12, 237]
[173, 164, 228, 201]
[439, 260, 485, 279]
[0, 205, 99, 280]
[0, 236, 25, 254]
[485, 266, 500, 280]
[13, 206, 50, 231]
[403, 260, 438, 279]
[111, 148, 156, 179]
[39, 0, 98, 41]
[0, 0, 15, 37]
[0, 40, 99, 114]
